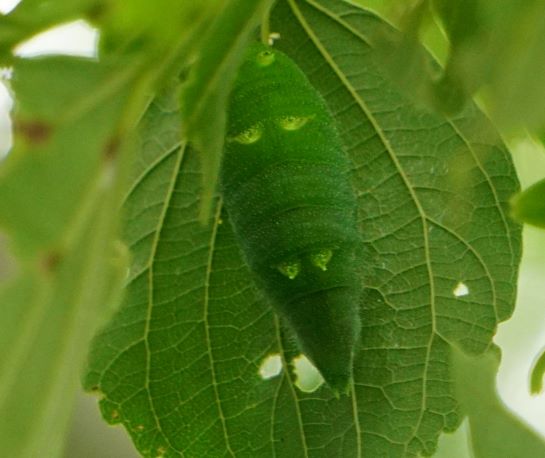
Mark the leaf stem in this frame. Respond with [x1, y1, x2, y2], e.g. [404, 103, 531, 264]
[260, 2, 272, 44]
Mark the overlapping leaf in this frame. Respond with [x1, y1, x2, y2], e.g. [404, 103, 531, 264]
[180, 0, 275, 220]
[85, 0, 521, 456]
[511, 179, 545, 229]
[452, 347, 545, 457]
[0, 57, 133, 457]
[363, 0, 545, 130]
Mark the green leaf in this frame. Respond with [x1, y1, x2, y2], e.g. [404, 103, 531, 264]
[179, 0, 275, 221]
[0, 57, 136, 256]
[86, 0, 521, 456]
[359, 0, 545, 130]
[0, 193, 128, 457]
[452, 347, 545, 458]
[96, 1, 221, 61]
[435, 0, 545, 129]
[530, 347, 545, 394]
[511, 179, 545, 229]
[0, 56, 136, 457]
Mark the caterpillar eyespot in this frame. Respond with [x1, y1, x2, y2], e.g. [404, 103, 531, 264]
[278, 115, 312, 131]
[220, 43, 362, 394]
[310, 248, 333, 271]
[228, 123, 263, 144]
[277, 258, 301, 280]
[257, 50, 275, 67]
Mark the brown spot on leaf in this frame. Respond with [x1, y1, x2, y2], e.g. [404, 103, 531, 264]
[41, 250, 62, 273]
[14, 119, 52, 145]
[86, 1, 108, 23]
[104, 136, 121, 160]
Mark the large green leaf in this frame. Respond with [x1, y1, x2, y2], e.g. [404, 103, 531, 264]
[0, 57, 133, 255]
[85, 0, 521, 456]
[0, 57, 134, 456]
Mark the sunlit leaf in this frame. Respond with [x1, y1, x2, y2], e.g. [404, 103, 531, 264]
[452, 347, 545, 458]
[511, 179, 545, 229]
[530, 347, 545, 394]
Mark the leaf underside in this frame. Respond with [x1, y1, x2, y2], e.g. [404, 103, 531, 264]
[84, 0, 521, 457]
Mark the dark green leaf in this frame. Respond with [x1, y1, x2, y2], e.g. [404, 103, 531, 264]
[86, 0, 522, 456]
[273, 0, 520, 454]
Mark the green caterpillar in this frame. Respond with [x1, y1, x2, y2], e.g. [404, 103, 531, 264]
[220, 43, 361, 394]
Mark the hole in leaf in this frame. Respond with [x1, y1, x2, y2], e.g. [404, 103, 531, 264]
[0, 0, 20, 14]
[292, 354, 324, 393]
[453, 282, 469, 297]
[0, 81, 12, 160]
[14, 20, 99, 58]
[258, 354, 282, 380]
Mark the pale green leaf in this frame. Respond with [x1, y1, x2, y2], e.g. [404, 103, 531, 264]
[511, 179, 545, 229]
[0, 57, 137, 457]
[431, 0, 545, 129]
[96, 1, 221, 62]
[0, 57, 136, 256]
[180, 0, 275, 221]
[452, 347, 545, 458]
[530, 347, 545, 394]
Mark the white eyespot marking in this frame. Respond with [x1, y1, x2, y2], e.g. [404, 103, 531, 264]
[256, 50, 275, 67]
[278, 115, 312, 131]
[268, 32, 281, 46]
[228, 123, 263, 144]
[310, 249, 333, 271]
[259, 354, 282, 380]
[292, 354, 324, 393]
[453, 282, 469, 297]
[277, 258, 301, 279]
